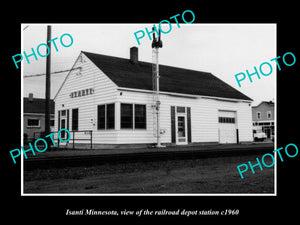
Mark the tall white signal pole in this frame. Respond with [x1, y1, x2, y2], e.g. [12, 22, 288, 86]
[151, 27, 164, 148]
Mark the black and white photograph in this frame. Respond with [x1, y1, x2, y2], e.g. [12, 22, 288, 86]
[4, 5, 299, 223]
[21, 24, 276, 194]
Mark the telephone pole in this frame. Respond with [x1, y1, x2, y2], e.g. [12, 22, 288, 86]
[45, 25, 51, 136]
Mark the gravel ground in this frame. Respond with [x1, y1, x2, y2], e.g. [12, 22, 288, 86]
[23, 153, 275, 194]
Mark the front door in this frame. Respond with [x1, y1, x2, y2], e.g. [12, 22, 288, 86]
[176, 115, 187, 144]
[59, 109, 69, 142]
[60, 118, 66, 139]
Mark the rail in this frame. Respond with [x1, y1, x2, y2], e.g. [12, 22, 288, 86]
[33, 130, 93, 150]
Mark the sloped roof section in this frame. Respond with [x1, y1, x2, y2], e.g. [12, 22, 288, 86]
[24, 97, 55, 114]
[83, 51, 252, 101]
[252, 101, 274, 108]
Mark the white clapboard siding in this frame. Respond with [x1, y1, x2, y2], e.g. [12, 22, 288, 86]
[115, 90, 253, 144]
[115, 90, 155, 144]
[213, 99, 253, 142]
[55, 52, 119, 144]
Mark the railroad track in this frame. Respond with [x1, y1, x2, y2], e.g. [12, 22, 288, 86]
[24, 145, 273, 171]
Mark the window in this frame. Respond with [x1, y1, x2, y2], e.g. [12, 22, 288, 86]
[176, 106, 185, 113]
[121, 104, 133, 129]
[97, 105, 105, 130]
[106, 104, 115, 129]
[72, 108, 79, 131]
[135, 104, 146, 129]
[121, 103, 147, 129]
[27, 119, 40, 127]
[97, 104, 115, 130]
[50, 119, 55, 127]
[219, 117, 235, 123]
[257, 112, 261, 119]
[267, 111, 272, 119]
[61, 110, 66, 116]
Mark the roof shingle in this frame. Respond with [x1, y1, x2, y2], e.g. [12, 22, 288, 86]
[83, 51, 252, 101]
[24, 98, 55, 114]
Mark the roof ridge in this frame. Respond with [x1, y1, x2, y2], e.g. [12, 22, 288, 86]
[24, 97, 54, 100]
[82, 50, 211, 75]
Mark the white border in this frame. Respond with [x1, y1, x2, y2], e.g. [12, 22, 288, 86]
[21, 24, 24, 195]
[21, 23, 277, 196]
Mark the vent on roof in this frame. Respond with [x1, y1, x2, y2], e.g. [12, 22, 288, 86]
[130, 47, 138, 64]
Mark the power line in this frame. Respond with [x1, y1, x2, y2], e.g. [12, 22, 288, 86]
[23, 25, 29, 31]
[24, 67, 81, 78]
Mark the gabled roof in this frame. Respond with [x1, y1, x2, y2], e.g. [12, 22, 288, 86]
[24, 97, 55, 114]
[82, 51, 252, 101]
[252, 101, 274, 108]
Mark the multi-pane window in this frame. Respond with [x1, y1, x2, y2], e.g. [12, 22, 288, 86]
[97, 103, 146, 130]
[219, 117, 235, 123]
[61, 110, 66, 116]
[97, 103, 115, 130]
[121, 103, 146, 129]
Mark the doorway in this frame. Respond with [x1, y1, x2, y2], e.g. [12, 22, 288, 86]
[176, 115, 187, 145]
[59, 109, 69, 142]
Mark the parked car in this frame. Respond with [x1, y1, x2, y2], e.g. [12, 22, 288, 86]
[270, 131, 274, 142]
[253, 127, 267, 142]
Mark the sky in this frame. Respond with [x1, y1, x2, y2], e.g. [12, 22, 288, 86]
[22, 24, 276, 106]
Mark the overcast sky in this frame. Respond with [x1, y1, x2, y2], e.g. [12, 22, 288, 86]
[22, 24, 276, 106]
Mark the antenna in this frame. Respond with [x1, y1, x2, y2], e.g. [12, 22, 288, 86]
[151, 26, 164, 148]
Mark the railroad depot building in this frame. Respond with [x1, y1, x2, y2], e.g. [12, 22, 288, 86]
[54, 47, 253, 148]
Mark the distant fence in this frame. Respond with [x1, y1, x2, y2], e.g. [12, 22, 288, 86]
[32, 130, 93, 150]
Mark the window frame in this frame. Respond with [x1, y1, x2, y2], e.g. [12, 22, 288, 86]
[121, 103, 133, 129]
[267, 111, 272, 119]
[176, 106, 186, 113]
[27, 118, 40, 128]
[134, 104, 147, 129]
[218, 117, 235, 124]
[120, 103, 147, 130]
[257, 111, 261, 119]
[97, 103, 115, 130]
[106, 103, 115, 130]
[50, 119, 55, 127]
[72, 108, 79, 131]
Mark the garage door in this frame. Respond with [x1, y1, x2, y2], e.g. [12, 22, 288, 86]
[218, 110, 237, 144]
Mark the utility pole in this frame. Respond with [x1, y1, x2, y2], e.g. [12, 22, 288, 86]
[151, 27, 164, 148]
[45, 25, 51, 136]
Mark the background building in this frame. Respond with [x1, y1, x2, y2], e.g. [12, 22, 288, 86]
[252, 101, 274, 139]
[23, 93, 55, 142]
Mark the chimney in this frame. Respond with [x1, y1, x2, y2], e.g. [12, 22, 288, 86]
[28, 93, 34, 102]
[130, 47, 138, 63]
